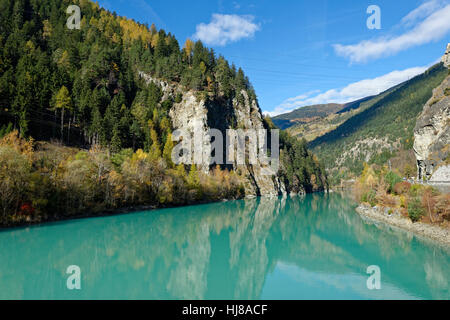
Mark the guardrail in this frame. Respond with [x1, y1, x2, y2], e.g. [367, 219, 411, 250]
[406, 179, 450, 185]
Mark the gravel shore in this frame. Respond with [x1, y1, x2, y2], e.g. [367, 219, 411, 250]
[356, 204, 450, 247]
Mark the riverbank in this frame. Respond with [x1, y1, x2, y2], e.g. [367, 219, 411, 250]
[356, 204, 450, 246]
[0, 192, 320, 230]
[0, 197, 241, 230]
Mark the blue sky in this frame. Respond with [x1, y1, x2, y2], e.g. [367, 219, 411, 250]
[97, 0, 450, 115]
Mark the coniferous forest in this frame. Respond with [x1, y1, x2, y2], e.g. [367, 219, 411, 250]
[0, 0, 327, 226]
[0, 0, 257, 148]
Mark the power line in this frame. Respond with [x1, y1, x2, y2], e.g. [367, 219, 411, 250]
[226, 54, 355, 72]
[243, 66, 363, 81]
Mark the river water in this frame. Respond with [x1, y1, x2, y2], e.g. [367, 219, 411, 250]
[0, 193, 448, 300]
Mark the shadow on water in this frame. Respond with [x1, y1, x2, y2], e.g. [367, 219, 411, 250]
[0, 193, 448, 300]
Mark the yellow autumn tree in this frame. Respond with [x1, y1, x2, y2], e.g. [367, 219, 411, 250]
[51, 86, 72, 141]
[184, 39, 194, 65]
[149, 128, 161, 159]
[187, 164, 200, 187]
[163, 133, 174, 167]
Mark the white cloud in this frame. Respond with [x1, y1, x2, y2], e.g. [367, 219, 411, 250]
[267, 65, 429, 117]
[284, 90, 321, 103]
[193, 14, 260, 46]
[401, 0, 445, 26]
[334, 1, 450, 63]
[232, 2, 241, 10]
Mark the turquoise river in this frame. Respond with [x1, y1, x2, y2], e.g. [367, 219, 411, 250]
[0, 193, 449, 300]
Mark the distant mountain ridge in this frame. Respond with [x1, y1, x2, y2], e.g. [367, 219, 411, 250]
[272, 62, 448, 185]
[272, 96, 376, 130]
[272, 103, 343, 129]
[336, 96, 376, 114]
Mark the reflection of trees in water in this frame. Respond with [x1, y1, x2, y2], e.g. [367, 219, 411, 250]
[424, 255, 449, 292]
[0, 193, 448, 299]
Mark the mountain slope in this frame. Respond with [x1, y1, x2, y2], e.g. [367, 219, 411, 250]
[308, 63, 448, 184]
[272, 103, 344, 129]
[272, 96, 376, 131]
[273, 91, 393, 143]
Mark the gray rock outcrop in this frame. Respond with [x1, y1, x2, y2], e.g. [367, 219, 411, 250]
[413, 44, 450, 181]
[139, 71, 286, 196]
[442, 43, 450, 68]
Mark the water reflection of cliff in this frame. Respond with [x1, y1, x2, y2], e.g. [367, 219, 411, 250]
[0, 193, 448, 299]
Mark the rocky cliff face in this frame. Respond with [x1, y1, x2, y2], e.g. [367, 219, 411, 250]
[139, 71, 286, 196]
[413, 44, 450, 181]
[442, 43, 450, 68]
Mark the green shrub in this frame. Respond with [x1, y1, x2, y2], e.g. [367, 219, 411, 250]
[408, 197, 424, 222]
[75, 151, 89, 161]
[0, 146, 32, 218]
[175, 93, 183, 103]
[0, 123, 13, 138]
[385, 171, 402, 193]
[362, 190, 377, 206]
[111, 148, 134, 170]
[409, 184, 424, 197]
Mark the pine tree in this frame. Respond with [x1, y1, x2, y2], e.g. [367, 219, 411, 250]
[154, 30, 168, 59]
[215, 56, 233, 98]
[235, 68, 246, 90]
[147, 82, 162, 110]
[12, 0, 24, 30]
[110, 123, 121, 153]
[90, 106, 103, 145]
